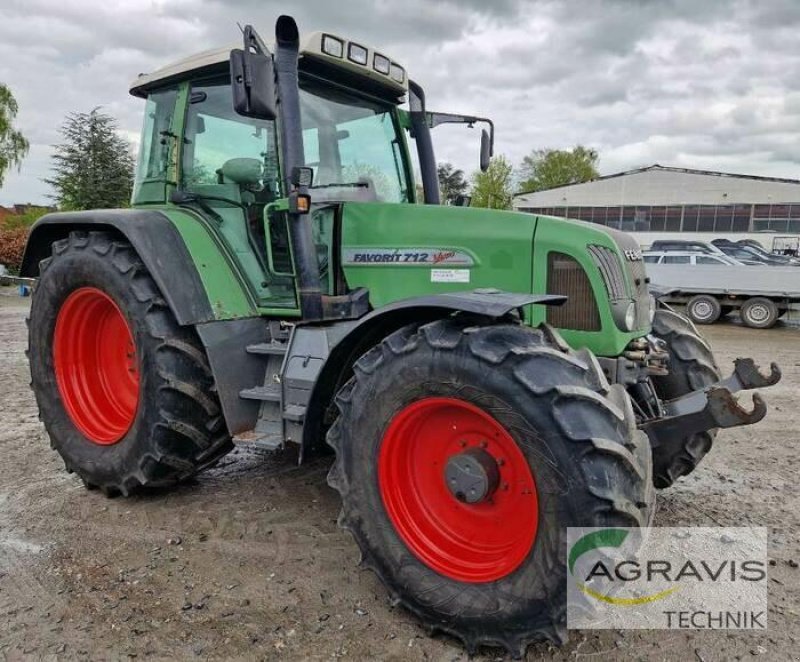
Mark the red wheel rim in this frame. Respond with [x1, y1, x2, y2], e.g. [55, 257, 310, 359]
[53, 287, 140, 445]
[378, 397, 538, 583]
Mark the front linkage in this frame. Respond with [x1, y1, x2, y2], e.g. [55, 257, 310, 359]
[642, 357, 781, 451]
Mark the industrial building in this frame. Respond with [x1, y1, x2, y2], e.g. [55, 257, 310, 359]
[513, 165, 800, 250]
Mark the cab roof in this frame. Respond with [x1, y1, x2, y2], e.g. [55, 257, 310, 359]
[129, 31, 408, 99]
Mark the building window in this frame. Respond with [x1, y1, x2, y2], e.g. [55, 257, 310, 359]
[665, 206, 682, 231]
[649, 206, 666, 231]
[682, 206, 699, 231]
[732, 205, 751, 232]
[697, 205, 716, 232]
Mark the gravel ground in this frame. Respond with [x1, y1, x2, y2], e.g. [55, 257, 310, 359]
[1, 287, 798, 661]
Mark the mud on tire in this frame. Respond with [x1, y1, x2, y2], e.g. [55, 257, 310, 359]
[28, 231, 232, 496]
[650, 307, 722, 488]
[326, 318, 654, 656]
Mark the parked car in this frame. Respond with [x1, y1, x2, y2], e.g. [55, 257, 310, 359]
[734, 240, 800, 266]
[643, 251, 746, 266]
[711, 240, 792, 266]
[648, 240, 725, 255]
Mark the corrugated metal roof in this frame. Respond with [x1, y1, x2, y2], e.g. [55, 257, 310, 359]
[514, 164, 800, 198]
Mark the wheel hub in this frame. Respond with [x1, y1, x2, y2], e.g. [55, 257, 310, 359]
[694, 301, 712, 318]
[444, 448, 499, 503]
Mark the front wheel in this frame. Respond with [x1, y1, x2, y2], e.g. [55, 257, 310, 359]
[327, 319, 653, 655]
[28, 231, 233, 495]
[649, 308, 721, 488]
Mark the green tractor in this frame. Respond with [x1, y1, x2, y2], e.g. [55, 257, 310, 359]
[22, 15, 780, 655]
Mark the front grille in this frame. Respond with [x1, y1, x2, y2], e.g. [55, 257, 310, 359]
[546, 252, 601, 331]
[588, 245, 627, 300]
[608, 232, 651, 329]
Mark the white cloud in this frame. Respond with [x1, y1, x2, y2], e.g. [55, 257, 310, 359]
[3, 0, 800, 204]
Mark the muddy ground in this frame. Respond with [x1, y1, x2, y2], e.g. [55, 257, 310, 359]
[0, 287, 798, 661]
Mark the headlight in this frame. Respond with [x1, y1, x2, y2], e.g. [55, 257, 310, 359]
[649, 294, 657, 323]
[624, 302, 636, 331]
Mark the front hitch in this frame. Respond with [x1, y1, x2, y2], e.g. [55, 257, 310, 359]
[641, 359, 781, 450]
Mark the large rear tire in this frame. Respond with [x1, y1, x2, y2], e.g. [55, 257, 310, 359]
[649, 307, 721, 488]
[28, 231, 233, 496]
[327, 319, 653, 656]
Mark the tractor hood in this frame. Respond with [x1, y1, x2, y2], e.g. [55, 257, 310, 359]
[340, 202, 539, 309]
[340, 202, 650, 357]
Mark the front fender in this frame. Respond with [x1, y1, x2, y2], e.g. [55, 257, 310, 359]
[21, 208, 257, 325]
[301, 290, 566, 456]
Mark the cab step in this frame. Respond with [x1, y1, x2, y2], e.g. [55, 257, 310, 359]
[246, 341, 289, 356]
[239, 384, 281, 402]
[232, 429, 283, 452]
[283, 404, 306, 423]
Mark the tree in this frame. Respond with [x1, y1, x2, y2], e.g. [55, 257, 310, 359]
[46, 108, 135, 210]
[0, 83, 30, 188]
[518, 145, 599, 193]
[437, 162, 468, 204]
[470, 155, 513, 210]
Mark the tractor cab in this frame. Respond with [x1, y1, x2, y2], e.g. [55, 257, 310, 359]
[129, 28, 491, 315]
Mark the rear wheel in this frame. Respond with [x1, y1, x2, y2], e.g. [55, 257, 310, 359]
[740, 297, 779, 328]
[327, 319, 653, 655]
[686, 294, 721, 325]
[28, 231, 233, 495]
[649, 308, 721, 488]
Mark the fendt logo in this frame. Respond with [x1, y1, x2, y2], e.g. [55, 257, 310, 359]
[566, 527, 768, 630]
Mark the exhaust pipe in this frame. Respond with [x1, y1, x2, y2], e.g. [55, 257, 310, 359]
[274, 15, 323, 320]
[408, 81, 441, 205]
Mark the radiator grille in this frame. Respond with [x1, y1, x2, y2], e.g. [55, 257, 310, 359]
[588, 245, 627, 301]
[546, 252, 601, 331]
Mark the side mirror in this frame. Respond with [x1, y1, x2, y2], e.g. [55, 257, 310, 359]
[230, 49, 277, 120]
[479, 128, 491, 172]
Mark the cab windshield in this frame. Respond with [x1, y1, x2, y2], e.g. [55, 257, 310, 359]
[179, 76, 411, 204]
[299, 77, 410, 203]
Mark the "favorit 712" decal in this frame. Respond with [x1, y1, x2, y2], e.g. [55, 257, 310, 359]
[342, 248, 474, 266]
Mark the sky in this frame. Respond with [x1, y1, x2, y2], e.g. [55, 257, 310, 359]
[3, 0, 800, 205]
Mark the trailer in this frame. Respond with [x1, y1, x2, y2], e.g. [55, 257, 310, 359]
[647, 263, 800, 327]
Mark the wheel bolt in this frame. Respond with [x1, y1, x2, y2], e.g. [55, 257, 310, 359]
[479, 440, 488, 449]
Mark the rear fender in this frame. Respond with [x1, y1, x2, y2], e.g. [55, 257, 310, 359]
[21, 209, 256, 325]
